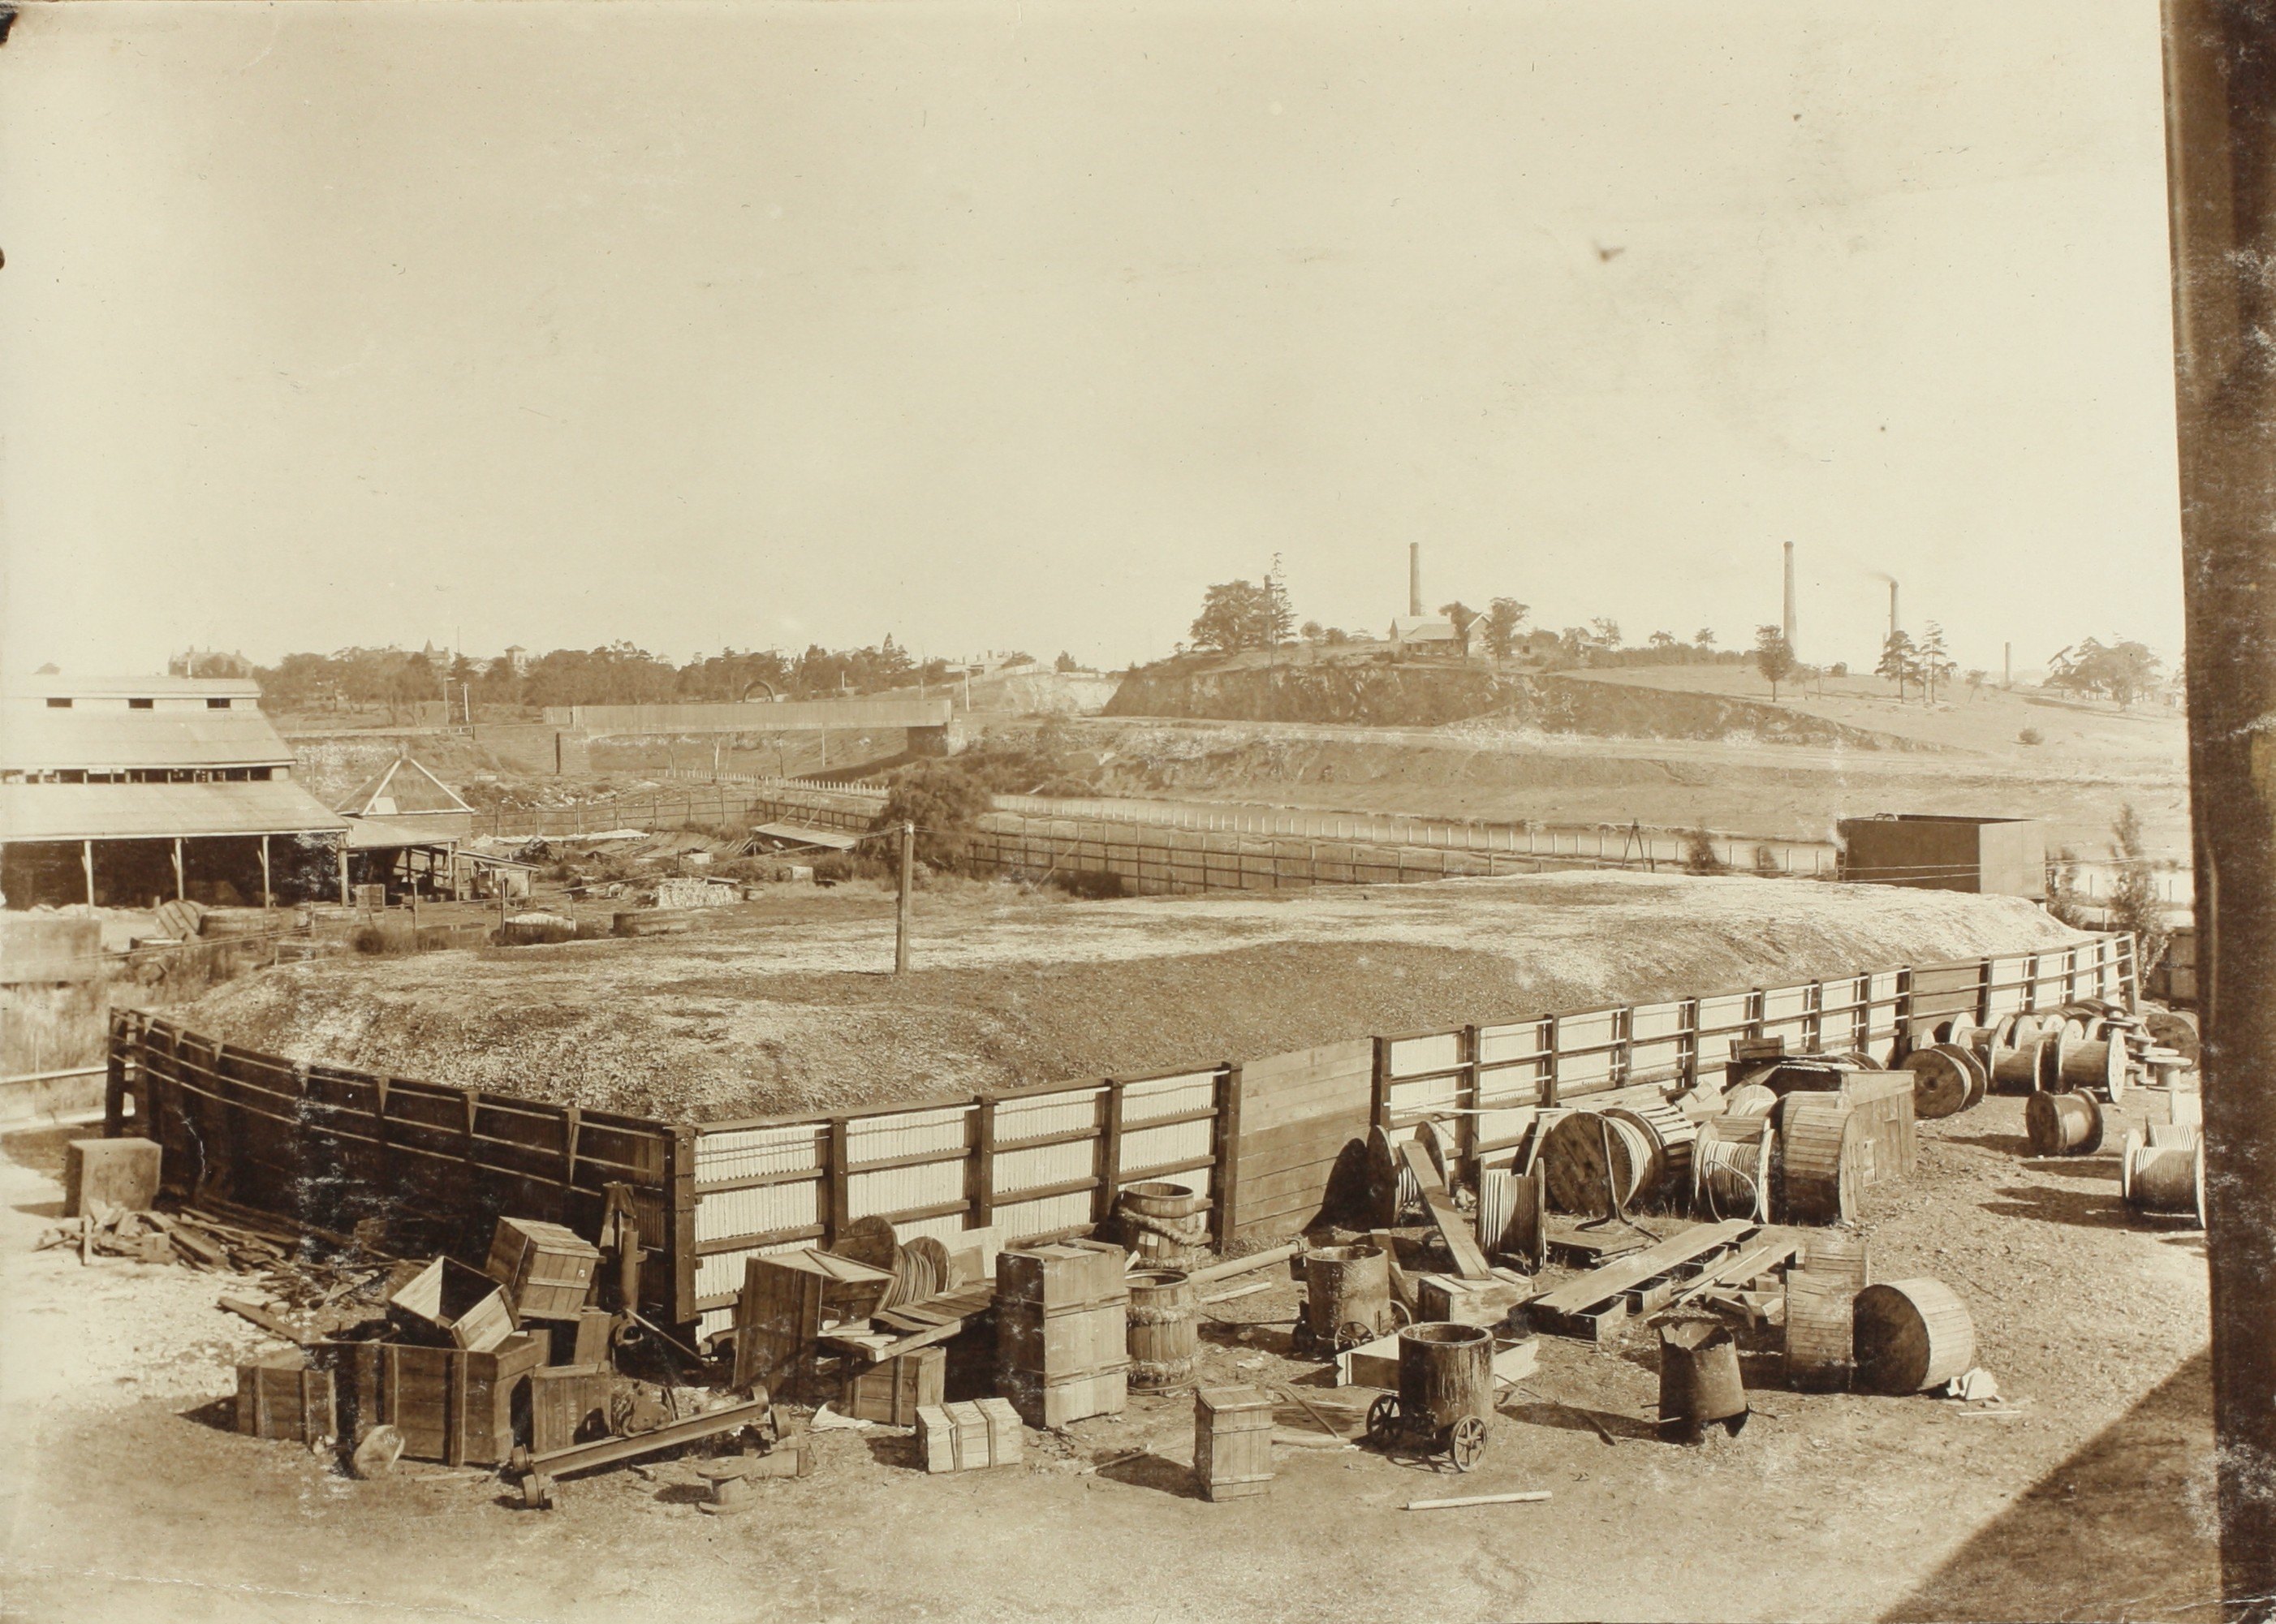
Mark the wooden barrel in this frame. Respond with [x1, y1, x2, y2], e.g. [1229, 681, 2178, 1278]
[2121, 1130, 2207, 1227]
[1127, 1270, 1198, 1391]
[1395, 1322, 1494, 1432]
[1117, 1182, 1209, 1270]
[1539, 1111, 1653, 1215]
[2024, 1089, 2104, 1157]
[1301, 1245, 1394, 1349]
[1722, 1083, 1778, 1119]
[2058, 1039, 2128, 1101]
[1610, 1101, 1698, 1201]
[2146, 1122, 2202, 1152]
[1659, 1316, 1748, 1437]
[1801, 1229, 1870, 1291]
[1778, 1095, 1864, 1226]
[1853, 1279, 1976, 1394]
[1902, 1047, 1973, 1120]
[1691, 1121, 1774, 1221]
[1783, 1271, 1855, 1391]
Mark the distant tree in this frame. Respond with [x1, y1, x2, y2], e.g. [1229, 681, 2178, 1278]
[875, 760, 994, 877]
[1300, 620, 1324, 643]
[2048, 637, 2162, 709]
[1482, 598, 1529, 660]
[1877, 631, 1917, 700]
[1588, 618, 1623, 653]
[1055, 651, 1080, 673]
[1682, 826, 1726, 875]
[1262, 555, 1296, 646]
[1189, 580, 1276, 653]
[2108, 802, 2173, 971]
[1964, 668, 1989, 702]
[1916, 622, 1956, 704]
[1752, 625, 1798, 701]
[1693, 628, 1718, 650]
[1648, 630, 1678, 653]
[1322, 627, 1351, 647]
[1439, 601, 1480, 655]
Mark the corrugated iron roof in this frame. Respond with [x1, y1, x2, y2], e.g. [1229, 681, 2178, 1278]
[753, 821, 861, 851]
[5, 674, 261, 700]
[0, 781, 349, 842]
[344, 815, 456, 851]
[2, 704, 298, 770]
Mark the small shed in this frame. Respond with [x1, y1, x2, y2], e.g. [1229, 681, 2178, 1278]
[334, 754, 478, 842]
[1837, 815, 2046, 900]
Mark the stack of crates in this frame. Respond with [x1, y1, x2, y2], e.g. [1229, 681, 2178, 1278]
[995, 1238, 1129, 1429]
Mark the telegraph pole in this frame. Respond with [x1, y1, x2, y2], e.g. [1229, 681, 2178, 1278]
[2164, 0, 2276, 1607]
[895, 821, 915, 975]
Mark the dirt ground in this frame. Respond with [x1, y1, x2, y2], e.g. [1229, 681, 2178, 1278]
[0, 1086, 2214, 1624]
[173, 873, 2082, 1122]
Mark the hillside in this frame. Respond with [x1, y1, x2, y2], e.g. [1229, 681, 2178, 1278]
[1106, 660, 1920, 748]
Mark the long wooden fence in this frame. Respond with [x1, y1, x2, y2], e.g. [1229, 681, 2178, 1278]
[108, 932, 2136, 1346]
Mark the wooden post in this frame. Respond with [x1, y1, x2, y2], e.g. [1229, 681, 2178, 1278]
[896, 821, 914, 974]
[2166, 2, 2276, 1591]
[1095, 1079, 1125, 1228]
[1370, 1036, 1392, 1130]
[1212, 1063, 1244, 1248]
[1456, 1026, 1481, 1182]
[825, 1117, 851, 1248]
[972, 1096, 997, 1228]
[82, 839, 96, 907]
[1542, 1014, 1561, 1109]
[259, 834, 272, 909]
[338, 843, 351, 906]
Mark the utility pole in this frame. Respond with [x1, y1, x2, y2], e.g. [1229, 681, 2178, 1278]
[2164, 1, 2276, 1608]
[895, 821, 915, 974]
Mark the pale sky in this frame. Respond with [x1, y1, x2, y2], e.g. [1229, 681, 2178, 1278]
[1, 1, 2183, 678]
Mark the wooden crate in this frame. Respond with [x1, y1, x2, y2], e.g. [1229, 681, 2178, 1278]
[386, 1256, 518, 1354]
[486, 1217, 602, 1323]
[1838, 1073, 1917, 1185]
[63, 1137, 162, 1217]
[1193, 1385, 1274, 1502]
[528, 1363, 614, 1454]
[732, 1256, 826, 1395]
[322, 1334, 545, 1467]
[235, 1350, 336, 1447]
[916, 1400, 1016, 1472]
[843, 1346, 946, 1427]
[997, 1240, 1130, 1429]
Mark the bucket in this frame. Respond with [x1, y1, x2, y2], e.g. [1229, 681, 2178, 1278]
[1117, 1182, 1209, 1269]
[1301, 1245, 1393, 1350]
[1394, 1322, 1494, 1433]
[1659, 1316, 1748, 1440]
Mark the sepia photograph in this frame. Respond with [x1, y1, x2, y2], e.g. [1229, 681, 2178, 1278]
[1, 2, 2270, 1620]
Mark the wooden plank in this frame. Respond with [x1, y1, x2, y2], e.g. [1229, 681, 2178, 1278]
[1399, 1139, 1493, 1280]
[1528, 1220, 1756, 1317]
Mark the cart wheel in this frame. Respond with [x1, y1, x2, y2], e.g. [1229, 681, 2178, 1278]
[507, 1445, 532, 1476]
[1334, 1320, 1375, 1352]
[1388, 1300, 1412, 1329]
[1367, 1394, 1400, 1441]
[519, 1474, 554, 1511]
[1449, 1416, 1487, 1473]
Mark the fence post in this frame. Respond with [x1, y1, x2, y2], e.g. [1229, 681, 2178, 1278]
[1542, 1014, 1561, 1109]
[1094, 1079, 1124, 1228]
[826, 1117, 851, 1247]
[1370, 1036, 1392, 1129]
[1211, 1063, 1244, 1248]
[1457, 1025, 1480, 1181]
[970, 1096, 996, 1229]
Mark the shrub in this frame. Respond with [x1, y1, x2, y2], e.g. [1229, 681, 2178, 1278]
[2018, 727, 2043, 746]
[1682, 827, 1726, 876]
[1050, 869, 1127, 899]
[2108, 803, 2173, 972]
[875, 760, 994, 876]
[1750, 844, 1783, 877]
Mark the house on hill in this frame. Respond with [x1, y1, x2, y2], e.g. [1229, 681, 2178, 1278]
[1388, 615, 1463, 656]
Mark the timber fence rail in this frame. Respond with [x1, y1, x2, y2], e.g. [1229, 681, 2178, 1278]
[110, 932, 2135, 1344]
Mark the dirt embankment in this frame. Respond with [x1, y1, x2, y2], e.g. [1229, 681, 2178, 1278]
[175, 873, 2084, 1124]
[1106, 662, 1920, 748]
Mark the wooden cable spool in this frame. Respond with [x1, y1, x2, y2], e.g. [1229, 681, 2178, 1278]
[2033, 1029, 2075, 1095]
[2024, 1090, 2104, 1157]
[1126, 1269, 1199, 1391]
[2057, 1038, 2129, 1102]
[1538, 1111, 1654, 1216]
[1901, 1046, 1974, 1120]
[1605, 1101, 1698, 1201]
[1852, 1279, 1976, 1394]
[1783, 1271, 1855, 1392]
[830, 1216, 899, 1272]
[1691, 1121, 1774, 1222]
[1777, 1094, 1865, 1226]
[1722, 1083, 1778, 1120]
[1301, 1245, 1394, 1350]
[2146, 1122, 2202, 1152]
[1991, 1033, 2050, 1095]
[2120, 1130, 2207, 1228]
[1801, 1229, 1869, 1292]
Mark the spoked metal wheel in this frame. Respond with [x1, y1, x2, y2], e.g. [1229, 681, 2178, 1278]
[1448, 1415, 1488, 1473]
[1366, 1394, 1401, 1443]
[1335, 1321, 1376, 1353]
